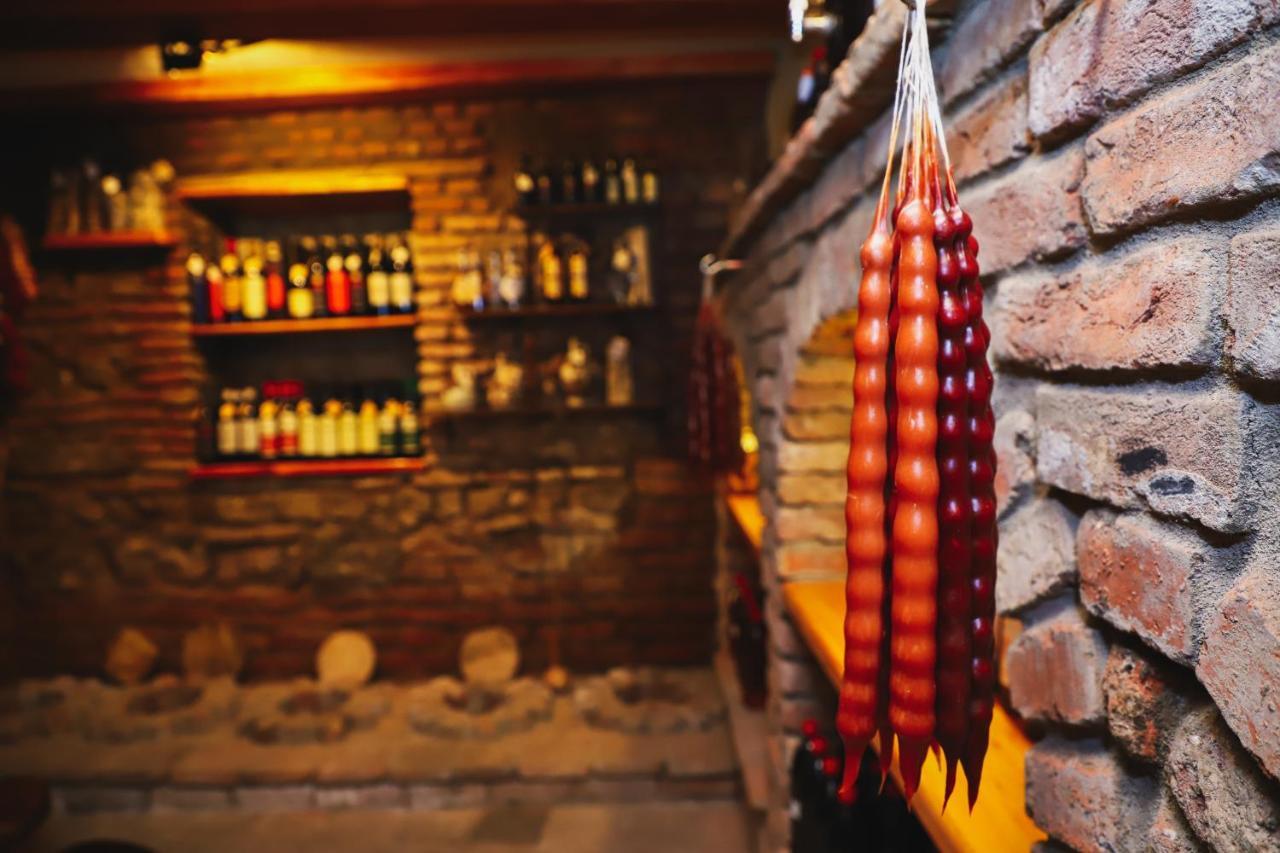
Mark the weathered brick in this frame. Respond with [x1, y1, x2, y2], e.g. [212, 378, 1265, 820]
[938, 0, 1042, 104]
[993, 409, 1036, 517]
[782, 410, 848, 441]
[1146, 787, 1203, 853]
[964, 145, 1086, 275]
[993, 236, 1225, 373]
[774, 505, 844, 543]
[1077, 511, 1224, 665]
[1166, 705, 1280, 851]
[997, 497, 1077, 615]
[949, 70, 1031, 184]
[1227, 225, 1280, 381]
[1196, 568, 1280, 779]
[777, 441, 847, 474]
[1025, 738, 1156, 852]
[1036, 385, 1252, 533]
[1102, 644, 1193, 764]
[1081, 41, 1280, 235]
[1007, 604, 1107, 725]
[776, 473, 844, 507]
[776, 542, 844, 580]
[1028, 0, 1275, 141]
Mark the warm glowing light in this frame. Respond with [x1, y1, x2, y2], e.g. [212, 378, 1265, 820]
[740, 427, 759, 455]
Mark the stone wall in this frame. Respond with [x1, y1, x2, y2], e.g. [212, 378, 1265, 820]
[0, 79, 767, 681]
[718, 1, 1280, 850]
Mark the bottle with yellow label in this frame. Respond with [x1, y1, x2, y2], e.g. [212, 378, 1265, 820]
[237, 388, 259, 457]
[379, 398, 400, 456]
[297, 398, 318, 457]
[319, 396, 340, 458]
[399, 400, 420, 455]
[242, 248, 268, 321]
[536, 235, 563, 303]
[278, 400, 299, 457]
[220, 242, 243, 322]
[566, 238, 590, 302]
[258, 397, 278, 458]
[216, 389, 238, 458]
[338, 396, 359, 457]
[358, 396, 380, 456]
[287, 260, 314, 320]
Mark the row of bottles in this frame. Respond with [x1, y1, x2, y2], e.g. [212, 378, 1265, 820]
[47, 159, 174, 236]
[451, 229, 652, 311]
[789, 720, 934, 853]
[203, 382, 420, 462]
[188, 233, 415, 324]
[513, 156, 659, 207]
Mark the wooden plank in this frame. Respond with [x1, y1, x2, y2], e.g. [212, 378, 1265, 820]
[725, 493, 765, 556]
[41, 231, 177, 251]
[781, 579, 1047, 853]
[714, 649, 770, 811]
[458, 303, 658, 321]
[425, 402, 663, 422]
[175, 168, 409, 201]
[190, 314, 417, 337]
[190, 457, 424, 479]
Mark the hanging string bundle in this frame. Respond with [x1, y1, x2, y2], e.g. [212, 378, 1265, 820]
[836, 1, 997, 812]
[687, 263, 745, 475]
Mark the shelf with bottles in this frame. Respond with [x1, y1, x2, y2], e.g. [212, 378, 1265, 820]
[511, 154, 661, 217]
[186, 231, 418, 334]
[191, 457, 426, 481]
[196, 380, 424, 475]
[43, 158, 177, 257]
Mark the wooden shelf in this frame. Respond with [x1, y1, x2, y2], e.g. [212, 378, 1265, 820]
[714, 649, 770, 812]
[458, 303, 658, 321]
[191, 314, 417, 337]
[725, 493, 765, 556]
[781, 580, 1046, 853]
[427, 402, 662, 422]
[190, 457, 424, 480]
[41, 231, 177, 251]
[175, 167, 412, 219]
[515, 201, 660, 219]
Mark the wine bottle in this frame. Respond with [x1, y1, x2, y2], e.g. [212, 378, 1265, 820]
[187, 252, 209, 324]
[344, 234, 368, 315]
[323, 235, 351, 316]
[220, 241, 244, 323]
[264, 239, 287, 319]
[388, 234, 414, 314]
[241, 242, 267, 322]
[366, 234, 391, 316]
[514, 154, 538, 206]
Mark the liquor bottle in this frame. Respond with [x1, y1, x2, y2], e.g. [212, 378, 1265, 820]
[319, 394, 340, 458]
[536, 163, 555, 205]
[565, 238, 590, 302]
[603, 158, 622, 205]
[514, 154, 538, 206]
[580, 159, 602, 203]
[535, 235, 563, 303]
[338, 393, 359, 457]
[241, 244, 268, 322]
[497, 247, 525, 309]
[323, 235, 351, 316]
[258, 397, 279, 459]
[278, 399, 299, 457]
[560, 159, 579, 204]
[237, 388, 260, 458]
[641, 166, 660, 204]
[484, 248, 503, 309]
[216, 390, 238, 458]
[297, 398, 318, 457]
[792, 46, 830, 133]
[358, 395, 380, 456]
[81, 159, 105, 233]
[379, 396, 400, 455]
[287, 255, 315, 320]
[303, 236, 328, 318]
[264, 240, 287, 318]
[187, 252, 209, 324]
[206, 259, 226, 324]
[343, 234, 367, 316]
[399, 399, 420, 454]
[365, 235, 391, 316]
[388, 234, 414, 314]
[220, 241, 244, 322]
[620, 157, 640, 205]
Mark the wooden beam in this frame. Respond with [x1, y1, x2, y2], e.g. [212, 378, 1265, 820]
[0, 50, 777, 116]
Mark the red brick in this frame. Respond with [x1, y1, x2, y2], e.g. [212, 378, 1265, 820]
[938, 0, 1042, 104]
[1196, 568, 1280, 779]
[996, 497, 1077, 615]
[1028, 0, 1275, 141]
[993, 409, 1036, 517]
[774, 505, 844, 543]
[777, 441, 847, 474]
[1166, 705, 1280, 851]
[993, 236, 1225, 372]
[1227, 225, 1280, 382]
[1077, 511, 1218, 665]
[1102, 644, 1192, 764]
[781, 410, 848, 441]
[949, 70, 1031, 184]
[964, 145, 1086, 275]
[1007, 605, 1107, 725]
[1036, 385, 1252, 533]
[776, 543, 844, 580]
[1081, 41, 1280, 235]
[1025, 738, 1157, 852]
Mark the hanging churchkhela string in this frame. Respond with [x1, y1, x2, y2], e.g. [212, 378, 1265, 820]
[687, 257, 745, 475]
[836, 1, 997, 812]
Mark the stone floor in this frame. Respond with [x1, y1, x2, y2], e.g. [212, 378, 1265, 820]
[19, 801, 754, 852]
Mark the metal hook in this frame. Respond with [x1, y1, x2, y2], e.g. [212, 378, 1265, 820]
[699, 253, 743, 302]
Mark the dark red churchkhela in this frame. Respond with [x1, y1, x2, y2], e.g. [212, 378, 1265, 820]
[688, 301, 744, 475]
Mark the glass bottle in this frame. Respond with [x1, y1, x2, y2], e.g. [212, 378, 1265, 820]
[358, 395, 380, 456]
[216, 389, 238, 458]
[366, 234, 391, 316]
[514, 154, 538, 206]
[278, 399, 299, 457]
[237, 388, 260, 458]
[264, 239, 287, 319]
[620, 157, 640, 205]
[399, 399, 420, 455]
[580, 159, 602, 204]
[378, 396, 400, 456]
[287, 256, 314, 320]
[323, 235, 351, 316]
[241, 243, 268, 322]
[560, 159, 579, 205]
[536, 235, 563, 303]
[258, 397, 278, 459]
[187, 252, 209, 324]
[319, 394, 340, 458]
[219, 240, 243, 322]
[303, 236, 328, 318]
[603, 158, 622, 205]
[338, 393, 359, 457]
[297, 398, 318, 457]
[343, 234, 367, 316]
[388, 234, 414, 314]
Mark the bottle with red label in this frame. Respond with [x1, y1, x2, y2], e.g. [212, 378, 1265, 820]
[323, 234, 351, 316]
[264, 239, 287, 319]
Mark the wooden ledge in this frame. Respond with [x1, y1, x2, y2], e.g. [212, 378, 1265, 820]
[725, 492, 765, 556]
[782, 579, 1046, 853]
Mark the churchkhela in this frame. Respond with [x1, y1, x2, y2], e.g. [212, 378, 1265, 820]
[835, 1, 997, 812]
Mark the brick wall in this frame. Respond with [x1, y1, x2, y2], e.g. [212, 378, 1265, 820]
[719, 1, 1280, 850]
[0, 79, 767, 681]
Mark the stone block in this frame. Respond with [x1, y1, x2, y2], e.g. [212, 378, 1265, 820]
[1025, 738, 1156, 852]
[997, 497, 1077, 615]
[1102, 644, 1193, 764]
[993, 409, 1036, 518]
[1227, 225, 1280, 382]
[1007, 605, 1108, 725]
